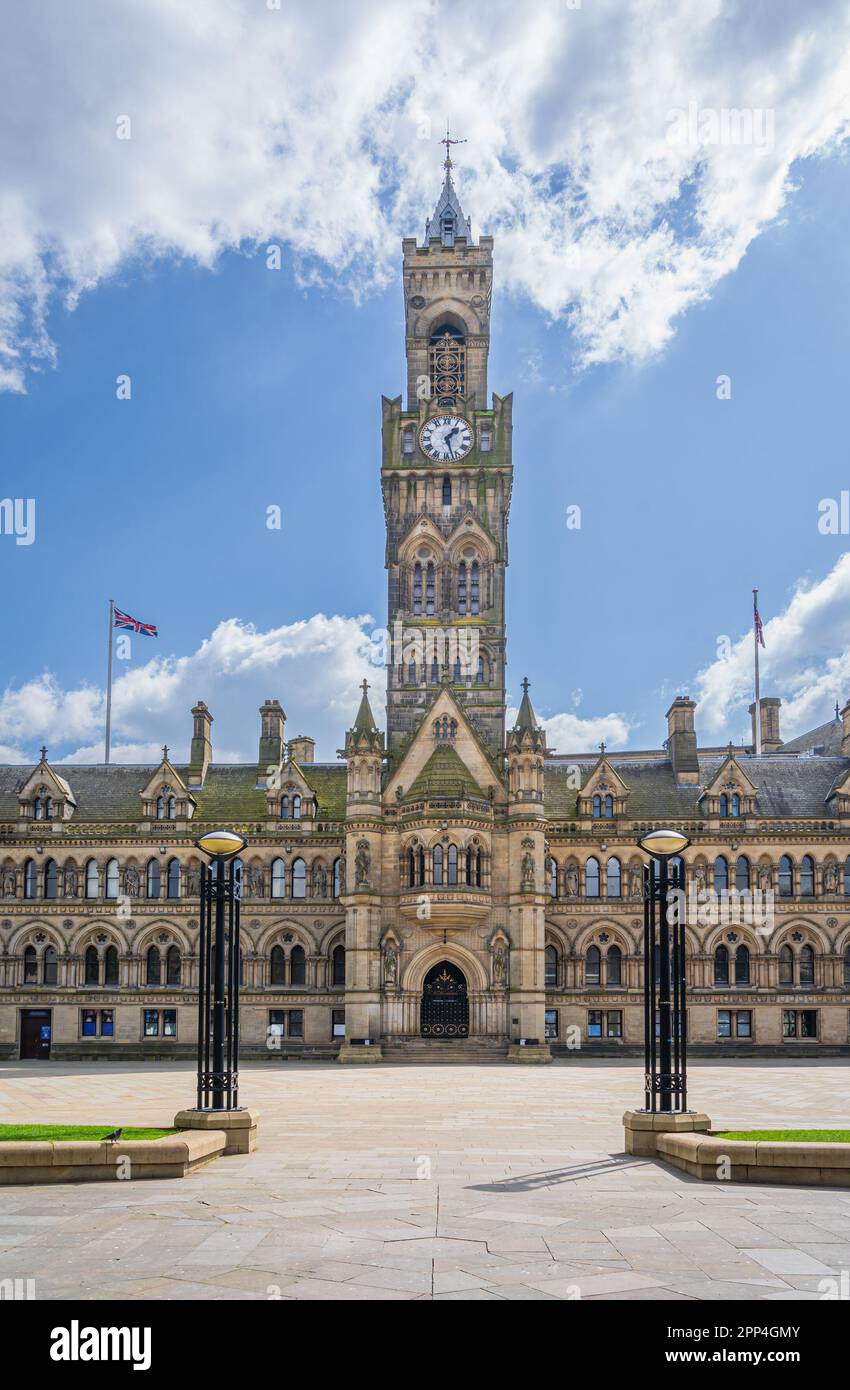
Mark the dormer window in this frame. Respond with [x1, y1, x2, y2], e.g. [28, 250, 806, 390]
[592, 793, 614, 819]
[441, 211, 455, 246]
[720, 792, 741, 818]
[156, 788, 177, 820]
[33, 791, 53, 820]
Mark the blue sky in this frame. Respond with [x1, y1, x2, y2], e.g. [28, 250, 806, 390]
[1, 0, 850, 763]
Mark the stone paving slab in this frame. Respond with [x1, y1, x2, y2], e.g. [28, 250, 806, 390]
[0, 1057, 849, 1300]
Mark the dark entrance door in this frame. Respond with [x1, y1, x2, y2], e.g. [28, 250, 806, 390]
[20, 1009, 51, 1060]
[420, 961, 469, 1040]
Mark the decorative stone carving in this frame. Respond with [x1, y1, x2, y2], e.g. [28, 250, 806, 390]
[758, 865, 771, 890]
[384, 944, 397, 985]
[354, 840, 370, 889]
[64, 866, 79, 897]
[314, 864, 327, 898]
[565, 866, 579, 898]
[248, 866, 264, 897]
[824, 863, 838, 893]
[185, 867, 200, 896]
[124, 866, 139, 898]
[628, 866, 643, 899]
[2, 871, 15, 899]
[493, 945, 507, 987]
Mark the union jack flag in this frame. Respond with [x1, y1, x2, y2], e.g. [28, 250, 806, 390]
[754, 602, 765, 648]
[114, 606, 158, 638]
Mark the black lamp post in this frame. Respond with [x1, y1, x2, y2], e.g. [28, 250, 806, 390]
[636, 827, 691, 1114]
[194, 829, 247, 1111]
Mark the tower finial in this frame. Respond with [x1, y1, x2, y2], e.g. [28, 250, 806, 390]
[361, 678, 370, 696]
[441, 123, 467, 174]
[521, 676, 529, 696]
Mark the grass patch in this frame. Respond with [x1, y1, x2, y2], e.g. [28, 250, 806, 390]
[715, 1130, 850, 1144]
[0, 1125, 176, 1143]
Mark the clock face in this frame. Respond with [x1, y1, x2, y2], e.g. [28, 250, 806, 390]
[419, 414, 473, 462]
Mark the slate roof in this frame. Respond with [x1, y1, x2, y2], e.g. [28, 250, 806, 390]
[424, 170, 474, 244]
[782, 718, 843, 755]
[405, 745, 486, 802]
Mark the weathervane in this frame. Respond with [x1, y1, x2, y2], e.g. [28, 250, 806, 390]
[442, 123, 467, 173]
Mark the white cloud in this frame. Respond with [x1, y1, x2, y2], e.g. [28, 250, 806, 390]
[2, 0, 849, 390]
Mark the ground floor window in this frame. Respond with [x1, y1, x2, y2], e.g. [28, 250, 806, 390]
[717, 1009, 751, 1039]
[783, 1009, 817, 1039]
[544, 1009, 558, 1040]
[268, 1009, 304, 1039]
[332, 1009, 345, 1039]
[144, 1008, 177, 1038]
[81, 1008, 114, 1038]
[588, 1009, 622, 1039]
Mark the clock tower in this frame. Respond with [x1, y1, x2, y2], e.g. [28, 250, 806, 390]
[381, 148, 513, 756]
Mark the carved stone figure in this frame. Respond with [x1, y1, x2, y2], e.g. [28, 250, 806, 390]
[520, 851, 535, 889]
[824, 863, 838, 893]
[123, 866, 139, 898]
[2, 871, 15, 899]
[758, 864, 771, 891]
[629, 865, 643, 899]
[314, 864, 327, 898]
[339, 854, 347, 893]
[248, 866, 264, 897]
[65, 866, 79, 897]
[493, 946, 506, 985]
[184, 867, 200, 896]
[694, 865, 706, 892]
[355, 840, 370, 889]
[384, 945, 397, 985]
[565, 866, 579, 898]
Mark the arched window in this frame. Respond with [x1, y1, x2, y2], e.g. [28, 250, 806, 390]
[592, 794, 601, 818]
[734, 944, 750, 985]
[270, 945, 286, 985]
[549, 858, 558, 899]
[845, 855, 850, 896]
[586, 945, 601, 986]
[430, 654, 439, 683]
[470, 561, 479, 615]
[800, 944, 815, 987]
[779, 944, 794, 985]
[332, 944, 346, 988]
[34, 794, 44, 820]
[425, 562, 435, 617]
[431, 842, 442, 885]
[23, 945, 37, 983]
[607, 857, 621, 899]
[103, 858, 118, 900]
[476, 655, 485, 683]
[779, 855, 793, 897]
[166, 858, 180, 899]
[104, 945, 119, 987]
[291, 858, 306, 899]
[146, 859, 161, 899]
[23, 859, 36, 899]
[166, 945, 181, 986]
[442, 476, 452, 508]
[585, 856, 600, 898]
[44, 859, 58, 900]
[146, 946, 161, 986]
[731, 793, 741, 817]
[271, 858, 285, 899]
[413, 562, 423, 617]
[735, 856, 750, 892]
[714, 856, 728, 892]
[281, 795, 290, 819]
[799, 855, 815, 897]
[292, 795, 301, 820]
[720, 793, 728, 818]
[403, 427, 414, 455]
[332, 858, 341, 898]
[545, 944, 558, 987]
[167, 796, 176, 819]
[447, 844, 458, 886]
[85, 858, 98, 899]
[458, 561, 467, 615]
[714, 944, 729, 985]
[156, 796, 164, 819]
[607, 945, 622, 986]
[43, 946, 58, 986]
[290, 945, 306, 986]
[85, 945, 99, 986]
[408, 658, 417, 684]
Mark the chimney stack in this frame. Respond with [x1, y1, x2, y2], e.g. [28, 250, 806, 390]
[258, 699, 286, 779]
[187, 701, 213, 787]
[749, 697, 782, 753]
[665, 696, 699, 784]
[288, 735, 315, 765]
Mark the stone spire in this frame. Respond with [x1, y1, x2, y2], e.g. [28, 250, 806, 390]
[424, 126, 473, 246]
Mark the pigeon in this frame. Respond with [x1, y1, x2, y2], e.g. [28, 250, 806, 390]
[102, 1127, 123, 1144]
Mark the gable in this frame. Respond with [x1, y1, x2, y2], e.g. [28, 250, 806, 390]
[384, 687, 504, 806]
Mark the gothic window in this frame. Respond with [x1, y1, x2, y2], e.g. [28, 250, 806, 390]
[85, 859, 98, 899]
[434, 716, 457, 740]
[607, 857, 621, 899]
[586, 945, 601, 986]
[166, 858, 180, 899]
[732, 793, 741, 816]
[433, 844, 444, 886]
[549, 857, 558, 899]
[714, 856, 728, 892]
[845, 855, 850, 896]
[332, 857, 341, 899]
[779, 855, 793, 897]
[23, 945, 37, 983]
[735, 856, 750, 892]
[403, 427, 414, 455]
[34, 790, 53, 820]
[800, 944, 815, 987]
[23, 859, 36, 899]
[470, 561, 479, 615]
[290, 945, 306, 986]
[332, 943, 346, 988]
[270, 946, 286, 985]
[447, 844, 458, 886]
[291, 858, 306, 899]
[585, 856, 600, 898]
[281, 795, 289, 819]
[734, 944, 750, 985]
[607, 945, 622, 986]
[105, 858, 119, 900]
[714, 944, 729, 985]
[43, 946, 58, 986]
[292, 795, 301, 820]
[545, 944, 558, 987]
[799, 855, 815, 897]
[429, 324, 465, 405]
[105, 945, 119, 987]
[452, 655, 461, 681]
[146, 946, 161, 986]
[719, 793, 728, 817]
[779, 945, 794, 985]
[85, 946, 99, 986]
[844, 946, 850, 988]
[408, 659, 417, 684]
[271, 858, 285, 899]
[146, 859, 161, 899]
[425, 562, 435, 616]
[413, 562, 423, 616]
[44, 859, 58, 900]
[458, 562, 467, 615]
[156, 796, 164, 818]
[431, 655, 439, 683]
[442, 476, 452, 508]
[166, 945, 181, 986]
[476, 654, 485, 683]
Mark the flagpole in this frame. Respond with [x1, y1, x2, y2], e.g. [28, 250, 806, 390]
[104, 598, 114, 765]
[753, 587, 761, 755]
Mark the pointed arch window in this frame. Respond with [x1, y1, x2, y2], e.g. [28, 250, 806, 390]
[291, 858, 306, 899]
[85, 945, 99, 986]
[799, 855, 814, 897]
[166, 858, 180, 899]
[43, 946, 57, 986]
[470, 561, 479, 615]
[105, 945, 119, 987]
[281, 795, 290, 819]
[720, 793, 728, 817]
[447, 844, 458, 886]
[844, 946, 850, 989]
[292, 795, 301, 820]
[545, 944, 559, 987]
[429, 324, 465, 404]
[585, 856, 600, 898]
[413, 562, 423, 617]
[845, 855, 850, 896]
[433, 844, 444, 886]
[731, 793, 741, 816]
[166, 945, 181, 986]
[779, 944, 794, 985]
[476, 654, 485, 683]
[425, 562, 435, 616]
[714, 944, 729, 985]
[458, 561, 467, 615]
[332, 943, 346, 988]
[607, 857, 621, 899]
[270, 945, 286, 985]
[800, 944, 815, 987]
[735, 856, 750, 892]
[105, 858, 119, 900]
[44, 859, 58, 900]
[734, 944, 750, 985]
[23, 859, 36, 899]
[271, 858, 285, 899]
[408, 658, 417, 684]
[607, 945, 622, 986]
[23, 945, 37, 983]
[442, 476, 452, 508]
[779, 855, 793, 897]
[465, 847, 481, 887]
[146, 859, 161, 899]
[586, 945, 601, 986]
[714, 856, 728, 892]
[430, 655, 439, 683]
[549, 857, 558, 899]
[146, 945, 161, 986]
[290, 945, 306, 986]
[85, 859, 98, 899]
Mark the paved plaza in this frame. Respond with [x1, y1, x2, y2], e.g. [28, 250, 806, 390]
[1, 1058, 849, 1300]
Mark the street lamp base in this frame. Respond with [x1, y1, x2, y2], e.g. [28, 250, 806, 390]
[622, 1108, 711, 1157]
[174, 1107, 259, 1155]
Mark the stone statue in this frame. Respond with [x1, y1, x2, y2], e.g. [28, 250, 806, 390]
[694, 864, 706, 892]
[629, 865, 643, 899]
[565, 866, 579, 898]
[185, 866, 200, 896]
[123, 866, 138, 898]
[521, 851, 535, 890]
[355, 840, 370, 889]
[2, 870, 15, 899]
[758, 864, 771, 891]
[248, 866, 264, 897]
[65, 865, 79, 898]
[824, 863, 838, 893]
[384, 945, 397, 985]
[493, 946, 506, 985]
[339, 854, 347, 893]
[315, 864, 327, 898]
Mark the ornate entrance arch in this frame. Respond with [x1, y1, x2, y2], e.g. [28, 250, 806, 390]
[420, 960, 469, 1039]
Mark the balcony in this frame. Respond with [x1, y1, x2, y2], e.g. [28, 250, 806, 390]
[398, 883, 490, 927]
